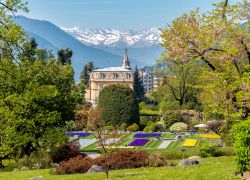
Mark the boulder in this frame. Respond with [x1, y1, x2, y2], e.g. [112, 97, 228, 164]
[87, 165, 102, 173]
[188, 156, 201, 160]
[178, 159, 199, 166]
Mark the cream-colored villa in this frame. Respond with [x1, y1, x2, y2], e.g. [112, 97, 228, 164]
[85, 48, 133, 105]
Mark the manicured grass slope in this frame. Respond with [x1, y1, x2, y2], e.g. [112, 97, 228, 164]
[0, 156, 239, 180]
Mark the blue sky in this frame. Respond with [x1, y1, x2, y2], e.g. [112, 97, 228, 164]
[21, 0, 241, 30]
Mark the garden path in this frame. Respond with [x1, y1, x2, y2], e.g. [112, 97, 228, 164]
[157, 140, 175, 149]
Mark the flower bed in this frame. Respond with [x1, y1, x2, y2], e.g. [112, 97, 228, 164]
[68, 131, 92, 137]
[134, 133, 161, 138]
[129, 138, 150, 146]
[199, 134, 221, 139]
[182, 139, 198, 147]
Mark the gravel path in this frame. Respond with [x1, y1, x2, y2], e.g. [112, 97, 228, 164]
[158, 140, 175, 149]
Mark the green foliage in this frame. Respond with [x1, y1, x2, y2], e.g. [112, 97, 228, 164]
[80, 62, 94, 86]
[74, 110, 88, 131]
[98, 84, 139, 126]
[103, 126, 115, 131]
[133, 66, 145, 102]
[161, 1, 250, 120]
[163, 111, 182, 128]
[18, 151, 52, 169]
[120, 123, 127, 131]
[0, 156, 240, 180]
[199, 142, 219, 157]
[143, 121, 156, 132]
[57, 48, 73, 65]
[139, 102, 146, 110]
[140, 116, 158, 127]
[0, 47, 76, 159]
[140, 109, 159, 115]
[126, 123, 139, 131]
[169, 122, 188, 132]
[71, 82, 86, 105]
[232, 119, 250, 174]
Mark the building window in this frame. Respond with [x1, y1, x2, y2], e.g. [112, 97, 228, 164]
[99, 73, 106, 79]
[99, 83, 104, 90]
[126, 73, 131, 79]
[113, 73, 119, 79]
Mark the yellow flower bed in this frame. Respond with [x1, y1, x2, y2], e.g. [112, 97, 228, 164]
[199, 134, 221, 139]
[182, 139, 198, 147]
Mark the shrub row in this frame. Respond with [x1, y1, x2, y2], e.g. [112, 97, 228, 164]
[54, 150, 176, 174]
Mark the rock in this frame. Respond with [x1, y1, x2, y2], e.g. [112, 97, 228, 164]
[178, 159, 199, 166]
[242, 171, 250, 180]
[188, 156, 201, 160]
[87, 165, 102, 173]
[20, 166, 29, 171]
[29, 176, 43, 180]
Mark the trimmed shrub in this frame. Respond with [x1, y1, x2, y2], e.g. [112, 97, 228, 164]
[126, 123, 139, 131]
[52, 142, 84, 163]
[163, 111, 182, 128]
[105, 150, 149, 170]
[55, 156, 94, 174]
[54, 150, 150, 174]
[98, 84, 139, 126]
[232, 119, 250, 174]
[170, 122, 188, 132]
[199, 142, 219, 157]
[143, 121, 156, 132]
[146, 153, 176, 167]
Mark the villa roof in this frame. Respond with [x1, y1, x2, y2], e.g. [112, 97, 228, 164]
[92, 67, 132, 72]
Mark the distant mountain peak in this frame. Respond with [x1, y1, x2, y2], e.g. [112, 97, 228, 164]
[61, 27, 162, 48]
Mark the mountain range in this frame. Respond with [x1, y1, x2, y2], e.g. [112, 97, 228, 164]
[14, 16, 163, 80]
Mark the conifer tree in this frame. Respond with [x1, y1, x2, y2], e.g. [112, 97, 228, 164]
[80, 61, 94, 86]
[133, 66, 145, 102]
[57, 48, 73, 65]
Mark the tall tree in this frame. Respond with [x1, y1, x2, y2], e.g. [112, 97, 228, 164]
[80, 61, 94, 86]
[98, 84, 140, 126]
[163, 60, 201, 109]
[133, 66, 145, 102]
[57, 48, 73, 65]
[161, 0, 250, 121]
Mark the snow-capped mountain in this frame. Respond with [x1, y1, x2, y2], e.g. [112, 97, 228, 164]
[61, 27, 162, 48]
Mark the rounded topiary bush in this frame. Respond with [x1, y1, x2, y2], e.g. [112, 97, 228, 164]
[170, 122, 188, 132]
[98, 84, 139, 126]
[163, 110, 182, 128]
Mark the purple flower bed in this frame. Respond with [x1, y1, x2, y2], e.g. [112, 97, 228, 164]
[68, 131, 92, 137]
[134, 133, 161, 138]
[128, 138, 150, 146]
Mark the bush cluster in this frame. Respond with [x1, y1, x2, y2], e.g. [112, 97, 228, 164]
[232, 119, 250, 174]
[52, 142, 84, 163]
[54, 150, 176, 174]
[55, 156, 94, 174]
[199, 142, 219, 157]
[18, 151, 53, 169]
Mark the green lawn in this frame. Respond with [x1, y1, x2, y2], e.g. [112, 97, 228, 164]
[0, 156, 240, 180]
[161, 133, 176, 139]
[144, 140, 162, 149]
[82, 142, 99, 151]
[166, 140, 182, 152]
